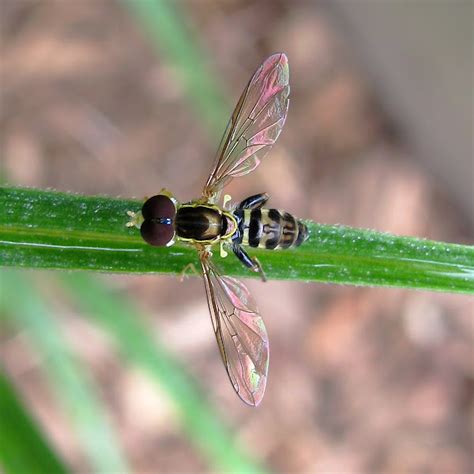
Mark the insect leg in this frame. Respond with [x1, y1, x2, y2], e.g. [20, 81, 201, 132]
[237, 193, 269, 210]
[180, 262, 201, 281]
[232, 244, 267, 282]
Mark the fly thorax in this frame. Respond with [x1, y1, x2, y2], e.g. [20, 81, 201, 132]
[175, 205, 223, 241]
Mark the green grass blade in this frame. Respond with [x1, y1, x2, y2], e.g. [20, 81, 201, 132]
[59, 271, 267, 474]
[0, 270, 130, 474]
[118, 1, 473, 295]
[0, 369, 69, 474]
[1, 186, 473, 294]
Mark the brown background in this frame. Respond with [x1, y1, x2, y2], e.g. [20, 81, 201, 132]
[1, 1, 472, 473]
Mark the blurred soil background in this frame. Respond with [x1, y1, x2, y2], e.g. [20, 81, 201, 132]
[1, 0, 473, 473]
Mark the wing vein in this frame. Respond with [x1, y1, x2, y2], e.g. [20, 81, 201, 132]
[203, 53, 289, 200]
[199, 252, 269, 406]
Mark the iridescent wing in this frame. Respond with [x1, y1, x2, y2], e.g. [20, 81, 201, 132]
[203, 53, 290, 201]
[200, 251, 269, 406]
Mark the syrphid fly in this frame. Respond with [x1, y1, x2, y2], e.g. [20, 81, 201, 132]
[127, 53, 308, 406]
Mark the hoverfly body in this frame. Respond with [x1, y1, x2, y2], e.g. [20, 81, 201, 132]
[127, 53, 308, 406]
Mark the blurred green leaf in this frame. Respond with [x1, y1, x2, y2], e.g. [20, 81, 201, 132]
[1, 186, 473, 293]
[59, 271, 267, 474]
[0, 271, 130, 474]
[122, 0, 228, 135]
[0, 369, 69, 474]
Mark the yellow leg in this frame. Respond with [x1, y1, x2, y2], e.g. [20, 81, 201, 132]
[180, 262, 201, 282]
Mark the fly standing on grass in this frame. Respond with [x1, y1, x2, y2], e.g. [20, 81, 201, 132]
[127, 53, 308, 406]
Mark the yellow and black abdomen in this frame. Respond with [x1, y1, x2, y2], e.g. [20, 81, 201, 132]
[239, 208, 308, 250]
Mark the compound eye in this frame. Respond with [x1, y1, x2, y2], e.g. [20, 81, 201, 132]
[140, 220, 175, 247]
[141, 195, 176, 221]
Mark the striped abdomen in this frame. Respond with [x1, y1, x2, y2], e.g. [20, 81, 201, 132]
[236, 208, 308, 250]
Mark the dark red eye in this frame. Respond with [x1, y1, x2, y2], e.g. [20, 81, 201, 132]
[140, 195, 176, 246]
[140, 220, 175, 247]
[141, 195, 176, 221]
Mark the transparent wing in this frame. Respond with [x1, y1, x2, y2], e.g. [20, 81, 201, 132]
[200, 252, 269, 406]
[203, 53, 290, 201]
